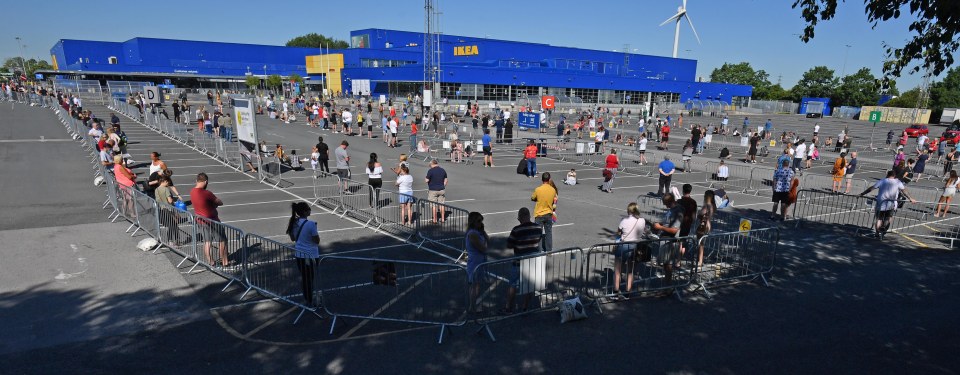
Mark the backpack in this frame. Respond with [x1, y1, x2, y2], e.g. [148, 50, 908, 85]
[118, 131, 128, 147]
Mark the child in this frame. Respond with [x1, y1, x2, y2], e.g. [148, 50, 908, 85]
[310, 147, 320, 172]
[564, 169, 577, 185]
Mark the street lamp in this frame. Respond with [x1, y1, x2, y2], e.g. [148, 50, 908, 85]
[841, 44, 852, 77]
[14, 37, 27, 77]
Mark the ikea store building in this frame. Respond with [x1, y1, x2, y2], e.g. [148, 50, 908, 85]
[48, 28, 751, 106]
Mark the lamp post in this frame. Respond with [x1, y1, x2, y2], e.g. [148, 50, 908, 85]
[15, 37, 28, 77]
[841, 44, 852, 77]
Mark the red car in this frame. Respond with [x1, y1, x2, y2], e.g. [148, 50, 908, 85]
[940, 130, 960, 146]
[904, 124, 929, 138]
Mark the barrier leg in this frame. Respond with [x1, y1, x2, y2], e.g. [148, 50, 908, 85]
[239, 285, 253, 300]
[475, 324, 496, 342]
[328, 315, 339, 335]
[221, 278, 235, 292]
[437, 324, 447, 345]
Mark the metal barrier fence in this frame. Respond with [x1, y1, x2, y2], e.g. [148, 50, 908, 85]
[190, 216, 246, 289]
[583, 237, 695, 313]
[691, 228, 779, 298]
[242, 233, 322, 324]
[131, 188, 161, 241]
[472, 247, 585, 342]
[415, 199, 470, 261]
[318, 255, 469, 343]
[704, 161, 755, 194]
[155, 203, 198, 268]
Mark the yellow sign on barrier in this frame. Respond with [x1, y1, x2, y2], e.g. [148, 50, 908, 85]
[739, 219, 752, 232]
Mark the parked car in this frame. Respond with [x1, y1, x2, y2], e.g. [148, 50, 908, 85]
[904, 124, 929, 138]
[940, 130, 960, 145]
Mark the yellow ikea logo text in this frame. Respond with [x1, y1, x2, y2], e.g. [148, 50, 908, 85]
[453, 45, 479, 56]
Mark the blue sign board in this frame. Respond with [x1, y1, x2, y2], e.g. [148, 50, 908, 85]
[518, 112, 540, 129]
[35, 73, 44, 80]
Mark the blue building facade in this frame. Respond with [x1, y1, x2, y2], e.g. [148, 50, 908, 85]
[49, 38, 318, 78]
[48, 29, 751, 104]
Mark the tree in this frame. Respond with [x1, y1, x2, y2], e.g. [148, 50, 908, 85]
[2, 57, 52, 77]
[792, 66, 839, 99]
[245, 75, 261, 90]
[792, 0, 960, 79]
[709, 62, 775, 99]
[882, 87, 920, 108]
[762, 84, 793, 101]
[266, 74, 283, 90]
[833, 67, 881, 107]
[288, 73, 304, 85]
[285, 33, 349, 50]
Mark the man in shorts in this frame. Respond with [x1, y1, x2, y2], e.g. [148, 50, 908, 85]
[190, 173, 228, 267]
[860, 170, 916, 239]
[425, 159, 448, 223]
[481, 129, 494, 167]
[651, 193, 682, 297]
[501, 207, 543, 314]
[335, 140, 350, 193]
[844, 151, 859, 194]
[770, 159, 795, 221]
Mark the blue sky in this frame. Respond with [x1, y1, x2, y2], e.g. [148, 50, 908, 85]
[0, 0, 937, 89]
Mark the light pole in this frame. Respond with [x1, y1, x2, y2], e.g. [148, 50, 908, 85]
[14, 37, 28, 77]
[841, 44, 852, 77]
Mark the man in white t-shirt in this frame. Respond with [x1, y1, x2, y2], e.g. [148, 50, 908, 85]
[503, 109, 511, 121]
[342, 109, 353, 135]
[794, 141, 807, 171]
[88, 122, 104, 141]
[388, 117, 398, 148]
[813, 123, 820, 136]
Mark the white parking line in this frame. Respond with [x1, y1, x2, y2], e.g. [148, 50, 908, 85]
[219, 198, 307, 208]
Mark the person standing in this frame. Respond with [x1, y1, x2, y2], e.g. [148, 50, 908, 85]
[832, 152, 848, 193]
[287, 202, 320, 308]
[771, 160, 796, 221]
[748, 132, 761, 164]
[530, 172, 558, 252]
[409, 120, 418, 153]
[366, 153, 383, 208]
[395, 164, 415, 225]
[315, 136, 330, 174]
[601, 148, 619, 193]
[845, 151, 859, 193]
[425, 159, 448, 223]
[914, 149, 929, 181]
[466, 212, 489, 308]
[342, 108, 353, 135]
[794, 140, 807, 172]
[651, 193, 682, 297]
[482, 129, 494, 167]
[657, 156, 675, 196]
[523, 140, 538, 179]
[859, 171, 916, 239]
[501, 207, 543, 313]
[388, 116, 399, 148]
[695, 190, 716, 268]
[742, 117, 750, 136]
[610, 202, 645, 300]
[191, 173, 228, 267]
[335, 141, 350, 192]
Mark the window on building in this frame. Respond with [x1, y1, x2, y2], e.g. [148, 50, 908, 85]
[351, 34, 370, 48]
[108, 56, 118, 65]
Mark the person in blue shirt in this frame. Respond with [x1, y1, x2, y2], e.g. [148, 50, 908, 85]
[657, 155, 676, 196]
[764, 119, 773, 139]
[481, 129, 494, 167]
[495, 118, 505, 144]
[286, 202, 320, 308]
[742, 117, 750, 135]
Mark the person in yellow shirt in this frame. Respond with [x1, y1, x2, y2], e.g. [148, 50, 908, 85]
[531, 172, 558, 252]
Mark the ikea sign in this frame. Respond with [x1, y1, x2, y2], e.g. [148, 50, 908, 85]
[453, 45, 479, 56]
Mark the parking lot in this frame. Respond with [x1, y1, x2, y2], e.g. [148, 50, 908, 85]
[1, 96, 959, 374]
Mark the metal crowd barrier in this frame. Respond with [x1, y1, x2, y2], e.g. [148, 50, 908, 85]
[189, 216, 246, 290]
[583, 237, 695, 313]
[472, 247, 585, 342]
[155, 203, 199, 268]
[318, 255, 469, 344]
[415, 199, 470, 261]
[703, 161, 755, 194]
[691, 228, 780, 298]
[131, 189, 161, 241]
[242, 233, 322, 324]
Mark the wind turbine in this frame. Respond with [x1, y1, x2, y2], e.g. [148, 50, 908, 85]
[659, 0, 701, 58]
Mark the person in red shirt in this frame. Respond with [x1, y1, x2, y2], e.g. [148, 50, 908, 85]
[523, 140, 539, 178]
[409, 121, 418, 153]
[601, 149, 619, 193]
[190, 173, 228, 267]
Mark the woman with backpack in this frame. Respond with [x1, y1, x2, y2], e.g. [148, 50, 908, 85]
[287, 202, 320, 308]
